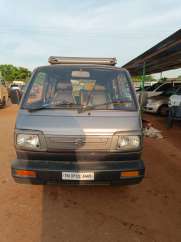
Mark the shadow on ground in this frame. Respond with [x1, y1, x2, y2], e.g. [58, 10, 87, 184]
[41, 185, 147, 242]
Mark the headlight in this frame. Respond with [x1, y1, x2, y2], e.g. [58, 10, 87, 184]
[117, 135, 141, 151]
[16, 134, 40, 149]
[147, 99, 154, 105]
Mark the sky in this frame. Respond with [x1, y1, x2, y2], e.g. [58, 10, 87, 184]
[0, 0, 180, 78]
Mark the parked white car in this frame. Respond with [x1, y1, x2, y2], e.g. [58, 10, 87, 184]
[137, 81, 181, 98]
[144, 86, 181, 116]
[169, 91, 181, 107]
[167, 87, 181, 128]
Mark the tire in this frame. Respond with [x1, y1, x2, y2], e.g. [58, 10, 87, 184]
[159, 105, 169, 116]
[166, 108, 174, 128]
[166, 116, 173, 128]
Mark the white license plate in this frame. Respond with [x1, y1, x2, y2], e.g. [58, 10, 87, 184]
[62, 172, 94, 181]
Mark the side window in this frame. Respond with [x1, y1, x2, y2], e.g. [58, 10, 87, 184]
[112, 73, 132, 101]
[27, 72, 47, 105]
[156, 83, 172, 92]
[176, 88, 181, 95]
[164, 87, 177, 96]
[174, 83, 181, 87]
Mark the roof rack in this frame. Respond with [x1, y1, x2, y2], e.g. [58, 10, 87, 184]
[48, 56, 117, 66]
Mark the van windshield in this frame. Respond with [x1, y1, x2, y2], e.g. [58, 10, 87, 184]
[22, 66, 136, 111]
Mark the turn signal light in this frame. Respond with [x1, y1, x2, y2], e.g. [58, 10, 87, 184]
[121, 171, 139, 177]
[15, 170, 37, 178]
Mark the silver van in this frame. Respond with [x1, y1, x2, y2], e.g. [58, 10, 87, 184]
[11, 57, 145, 185]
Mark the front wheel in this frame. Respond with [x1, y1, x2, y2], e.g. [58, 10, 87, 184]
[166, 108, 174, 128]
[166, 116, 173, 128]
[159, 105, 169, 116]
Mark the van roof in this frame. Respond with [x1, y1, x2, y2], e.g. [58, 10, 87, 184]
[35, 64, 128, 73]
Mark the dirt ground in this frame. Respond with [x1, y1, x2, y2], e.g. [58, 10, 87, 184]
[0, 105, 181, 242]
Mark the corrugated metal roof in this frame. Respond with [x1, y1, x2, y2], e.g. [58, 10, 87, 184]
[122, 29, 181, 75]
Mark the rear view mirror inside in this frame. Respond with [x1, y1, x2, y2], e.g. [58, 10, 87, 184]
[71, 70, 90, 78]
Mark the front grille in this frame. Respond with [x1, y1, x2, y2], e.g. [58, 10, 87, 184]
[45, 135, 112, 151]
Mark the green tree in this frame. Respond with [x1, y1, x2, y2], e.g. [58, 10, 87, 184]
[132, 75, 156, 82]
[0, 64, 31, 83]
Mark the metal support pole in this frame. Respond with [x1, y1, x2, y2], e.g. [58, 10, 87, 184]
[141, 62, 146, 90]
[139, 62, 146, 112]
[160, 72, 162, 80]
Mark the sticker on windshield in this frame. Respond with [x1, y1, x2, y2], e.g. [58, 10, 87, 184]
[71, 79, 96, 94]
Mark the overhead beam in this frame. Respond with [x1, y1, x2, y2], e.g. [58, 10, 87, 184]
[123, 29, 181, 75]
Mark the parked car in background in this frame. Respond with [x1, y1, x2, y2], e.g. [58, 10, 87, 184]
[9, 83, 20, 91]
[0, 79, 8, 107]
[167, 87, 181, 127]
[144, 86, 181, 116]
[9, 83, 26, 100]
[137, 80, 181, 99]
[135, 81, 158, 92]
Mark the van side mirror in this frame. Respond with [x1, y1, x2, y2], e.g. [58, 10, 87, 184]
[10, 89, 20, 104]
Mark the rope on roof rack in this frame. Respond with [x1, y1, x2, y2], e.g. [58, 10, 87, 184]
[48, 56, 117, 66]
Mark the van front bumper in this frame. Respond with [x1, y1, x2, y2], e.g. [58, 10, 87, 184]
[11, 159, 145, 185]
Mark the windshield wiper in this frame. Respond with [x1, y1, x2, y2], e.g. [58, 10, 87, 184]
[27, 102, 80, 112]
[78, 99, 133, 113]
[26, 104, 51, 112]
[54, 102, 77, 107]
[78, 102, 113, 113]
